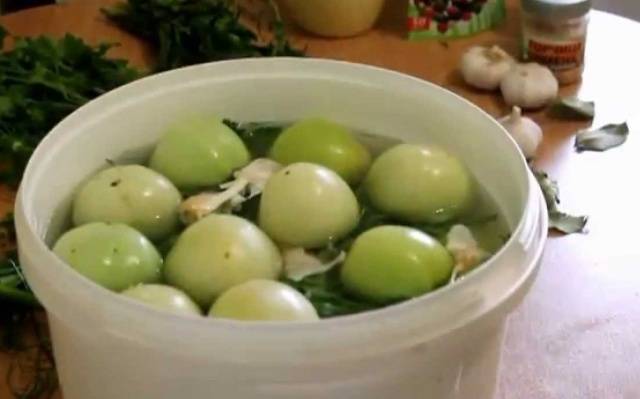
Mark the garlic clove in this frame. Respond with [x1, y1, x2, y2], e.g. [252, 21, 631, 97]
[282, 247, 346, 282]
[500, 63, 559, 109]
[181, 159, 282, 225]
[499, 106, 543, 159]
[446, 224, 490, 282]
[235, 158, 282, 191]
[179, 179, 248, 225]
[460, 45, 515, 91]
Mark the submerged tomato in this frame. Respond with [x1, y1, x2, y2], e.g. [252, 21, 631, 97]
[53, 222, 162, 292]
[72, 165, 182, 241]
[121, 284, 202, 316]
[209, 280, 319, 322]
[164, 214, 282, 309]
[270, 118, 372, 185]
[149, 116, 250, 190]
[258, 163, 359, 249]
[340, 225, 454, 303]
[364, 144, 474, 224]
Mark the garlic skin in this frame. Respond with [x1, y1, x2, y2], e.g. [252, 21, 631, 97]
[282, 247, 346, 282]
[179, 158, 282, 224]
[499, 106, 543, 159]
[500, 63, 559, 109]
[446, 225, 490, 282]
[460, 45, 515, 91]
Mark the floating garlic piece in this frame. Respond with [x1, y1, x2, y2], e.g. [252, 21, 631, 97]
[235, 158, 282, 196]
[460, 45, 515, 91]
[179, 180, 247, 225]
[500, 63, 559, 109]
[180, 158, 281, 224]
[283, 247, 346, 282]
[446, 225, 490, 282]
[499, 106, 543, 159]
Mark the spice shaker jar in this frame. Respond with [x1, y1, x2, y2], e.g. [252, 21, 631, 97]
[520, 0, 592, 85]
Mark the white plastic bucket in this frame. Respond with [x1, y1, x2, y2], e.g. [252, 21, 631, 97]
[15, 58, 547, 399]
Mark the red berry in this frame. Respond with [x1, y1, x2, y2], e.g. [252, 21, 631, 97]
[437, 21, 449, 33]
[462, 12, 473, 21]
[447, 5, 462, 19]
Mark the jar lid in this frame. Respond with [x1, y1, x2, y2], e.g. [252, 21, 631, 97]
[522, 0, 592, 19]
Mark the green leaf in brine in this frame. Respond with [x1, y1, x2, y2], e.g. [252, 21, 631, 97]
[549, 211, 588, 234]
[285, 270, 378, 318]
[549, 97, 595, 120]
[230, 194, 261, 222]
[224, 120, 285, 158]
[575, 122, 630, 152]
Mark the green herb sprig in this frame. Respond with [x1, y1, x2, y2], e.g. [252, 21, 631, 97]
[103, 0, 304, 72]
[0, 27, 139, 185]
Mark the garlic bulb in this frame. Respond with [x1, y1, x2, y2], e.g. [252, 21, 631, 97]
[179, 158, 282, 224]
[500, 63, 559, 109]
[499, 106, 543, 159]
[460, 45, 515, 91]
[282, 247, 346, 282]
[446, 225, 490, 282]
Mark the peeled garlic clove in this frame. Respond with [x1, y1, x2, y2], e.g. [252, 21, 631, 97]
[282, 247, 346, 282]
[235, 158, 282, 191]
[446, 224, 490, 281]
[460, 45, 515, 91]
[220, 158, 282, 200]
[500, 63, 559, 109]
[182, 159, 283, 224]
[179, 179, 248, 224]
[499, 106, 543, 159]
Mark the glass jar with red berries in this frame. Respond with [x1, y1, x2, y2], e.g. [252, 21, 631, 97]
[408, 0, 504, 39]
[521, 0, 592, 85]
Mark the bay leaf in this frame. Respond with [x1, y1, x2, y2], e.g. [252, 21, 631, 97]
[575, 122, 629, 152]
[549, 97, 595, 120]
[532, 167, 588, 235]
[549, 211, 588, 234]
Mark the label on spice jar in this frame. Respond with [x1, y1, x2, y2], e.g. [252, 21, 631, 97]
[524, 38, 585, 71]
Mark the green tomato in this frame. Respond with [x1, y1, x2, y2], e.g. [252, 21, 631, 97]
[340, 225, 453, 303]
[364, 144, 474, 224]
[149, 116, 250, 190]
[72, 165, 182, 241]
[209, 280, 319, 322]
[270, 118, 372, 185]
[53, 223, 162, 292]
[258, 163, 359, 249]
[121, 284, 201, 316]
[164, 214, 282, 309]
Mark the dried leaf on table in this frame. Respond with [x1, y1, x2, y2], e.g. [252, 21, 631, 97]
[548, 211, 589, 234]
[548, 97, 595, 120]
[574, 122, 629, 152]
[532, 168, 588, 234]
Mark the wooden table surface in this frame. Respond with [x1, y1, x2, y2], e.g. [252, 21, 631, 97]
[1, 1, 639, 398]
